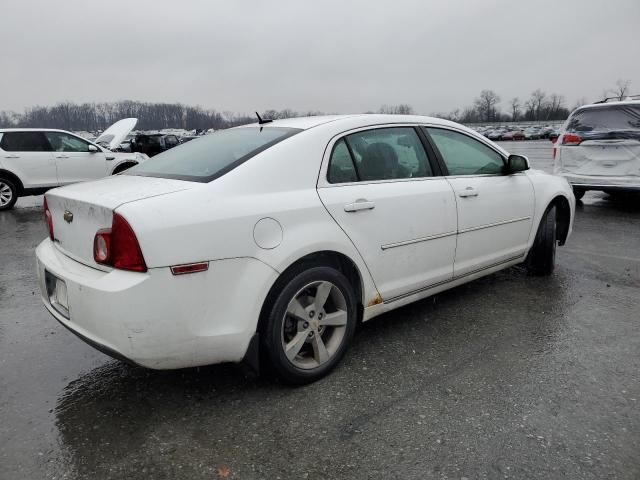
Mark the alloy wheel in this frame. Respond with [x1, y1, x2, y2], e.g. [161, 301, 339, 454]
[281, 280, 348, 369]
[0, 181, 13, 207]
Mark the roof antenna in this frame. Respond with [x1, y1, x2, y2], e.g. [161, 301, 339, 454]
[255, 112, 273, 125]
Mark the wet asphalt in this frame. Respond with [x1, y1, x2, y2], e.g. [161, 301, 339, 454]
[1, 140, 639, 479]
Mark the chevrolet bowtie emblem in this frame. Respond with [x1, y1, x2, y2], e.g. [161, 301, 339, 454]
[63, 210, 74, 223]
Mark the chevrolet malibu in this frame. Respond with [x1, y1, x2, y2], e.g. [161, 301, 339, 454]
[36, 114, 575, 384]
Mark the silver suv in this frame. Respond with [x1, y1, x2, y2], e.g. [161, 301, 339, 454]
[553, 99, 640, 200]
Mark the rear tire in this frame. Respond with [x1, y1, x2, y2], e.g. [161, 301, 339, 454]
[526, 206, 557, 276]
[261, 265, 357, 385]
[573, 187, 585, 201]
[0, 178, 18, 211]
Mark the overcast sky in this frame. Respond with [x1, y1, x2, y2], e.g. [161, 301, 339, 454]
[1, 0, 638, 115]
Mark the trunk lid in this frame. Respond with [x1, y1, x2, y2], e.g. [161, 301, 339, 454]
[46, 175, 194, 268]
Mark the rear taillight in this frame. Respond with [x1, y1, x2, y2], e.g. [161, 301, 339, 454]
[43, 197, 54, 241]
[562, 133, 582, 146]
[93, 213, 147, 272]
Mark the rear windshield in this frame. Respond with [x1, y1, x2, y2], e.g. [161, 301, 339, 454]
[566, 105, 640, 132]
[126, 127, 300, 182]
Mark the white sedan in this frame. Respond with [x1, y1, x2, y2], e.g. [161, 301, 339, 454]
[36, 114, 575, 384]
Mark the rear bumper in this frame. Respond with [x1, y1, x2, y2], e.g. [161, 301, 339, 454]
[36, 239, 279, 369]
[557, 173, 640, 191]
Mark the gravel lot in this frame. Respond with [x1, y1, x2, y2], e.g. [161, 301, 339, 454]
[1, 140, 639, 479]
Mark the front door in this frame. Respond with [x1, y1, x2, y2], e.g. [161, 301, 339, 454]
[317, 126, 457, 301]
[424, 127, 534, 277]
[45, 132, 107, 185]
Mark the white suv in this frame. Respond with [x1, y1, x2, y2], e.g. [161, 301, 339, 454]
[0, 118, 147, 210]
[553, 99, 640, 200]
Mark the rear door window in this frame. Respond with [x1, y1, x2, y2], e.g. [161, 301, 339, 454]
[327, 139, 358, 183]
[327, 127, 433, 183]
[0, 132, 53, 152]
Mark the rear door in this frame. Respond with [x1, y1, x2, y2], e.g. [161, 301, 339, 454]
[317, 126, 457, 301]
[558, 104, 640, 177]
[424, 127, 534, 277]
[44, 131, 108, 184]
[0, 131, 57, 188]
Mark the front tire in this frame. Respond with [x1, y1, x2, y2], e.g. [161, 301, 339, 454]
[0, 178, 18, 211]
[526, 206, 557, 276]
[261, 266, 357, 385]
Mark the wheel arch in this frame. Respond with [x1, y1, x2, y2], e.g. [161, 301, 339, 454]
[0, 169, 24, 194]
[257, 250, 367, 336]
[111, 161, 138, 175]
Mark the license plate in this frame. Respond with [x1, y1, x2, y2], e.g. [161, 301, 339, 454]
[45, 270, 69, 318]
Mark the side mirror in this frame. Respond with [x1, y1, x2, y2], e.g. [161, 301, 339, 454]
[88, 144, 100, 153]
[506, 154, 529, 174]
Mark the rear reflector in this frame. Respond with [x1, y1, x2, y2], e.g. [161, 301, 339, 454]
[44, 197, 54, 241]
[93, 228, 112, 263]
[170, 262, 209, 276]
[562, 133, 582, 146]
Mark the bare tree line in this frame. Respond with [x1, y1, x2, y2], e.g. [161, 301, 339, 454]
[433, 79, 633, 124]
[0, 102, 416, 131]
[435, 89, 573, 124]
[0, 101, 240, 131]
[0, 80, 631, 130]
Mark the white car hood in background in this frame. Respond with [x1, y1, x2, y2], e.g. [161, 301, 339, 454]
[95, 118, 138, 151]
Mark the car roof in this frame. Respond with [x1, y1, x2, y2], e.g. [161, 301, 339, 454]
[575, 99, 640, 112]
[237, 113, 465, 131]
[0, 128, 76, 133]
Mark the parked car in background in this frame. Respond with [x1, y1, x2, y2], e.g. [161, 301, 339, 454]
[553, 99, 640, 200]
[179, 135, 201, 144]
[0, 118, 147, 210]
[548, 128, 561, 142]
[131, 133, 180, 157]
[539, 126, 556, 139]
[524, 128, 541, 140]
[486, 130, 503, 140]
[36, 114, 574, 384]
[502, 129, 525, 141]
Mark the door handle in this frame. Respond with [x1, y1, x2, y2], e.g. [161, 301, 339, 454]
[4, 155, 19, 158]
[55, 154, 69, 159]
[458, 186, 479, 198]
[344, 199, 375, 212]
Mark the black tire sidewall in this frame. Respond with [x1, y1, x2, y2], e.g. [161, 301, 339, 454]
[0, 178, 18, 211]
[262, 266, 358, 384]
[527, 205, 557, 275]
